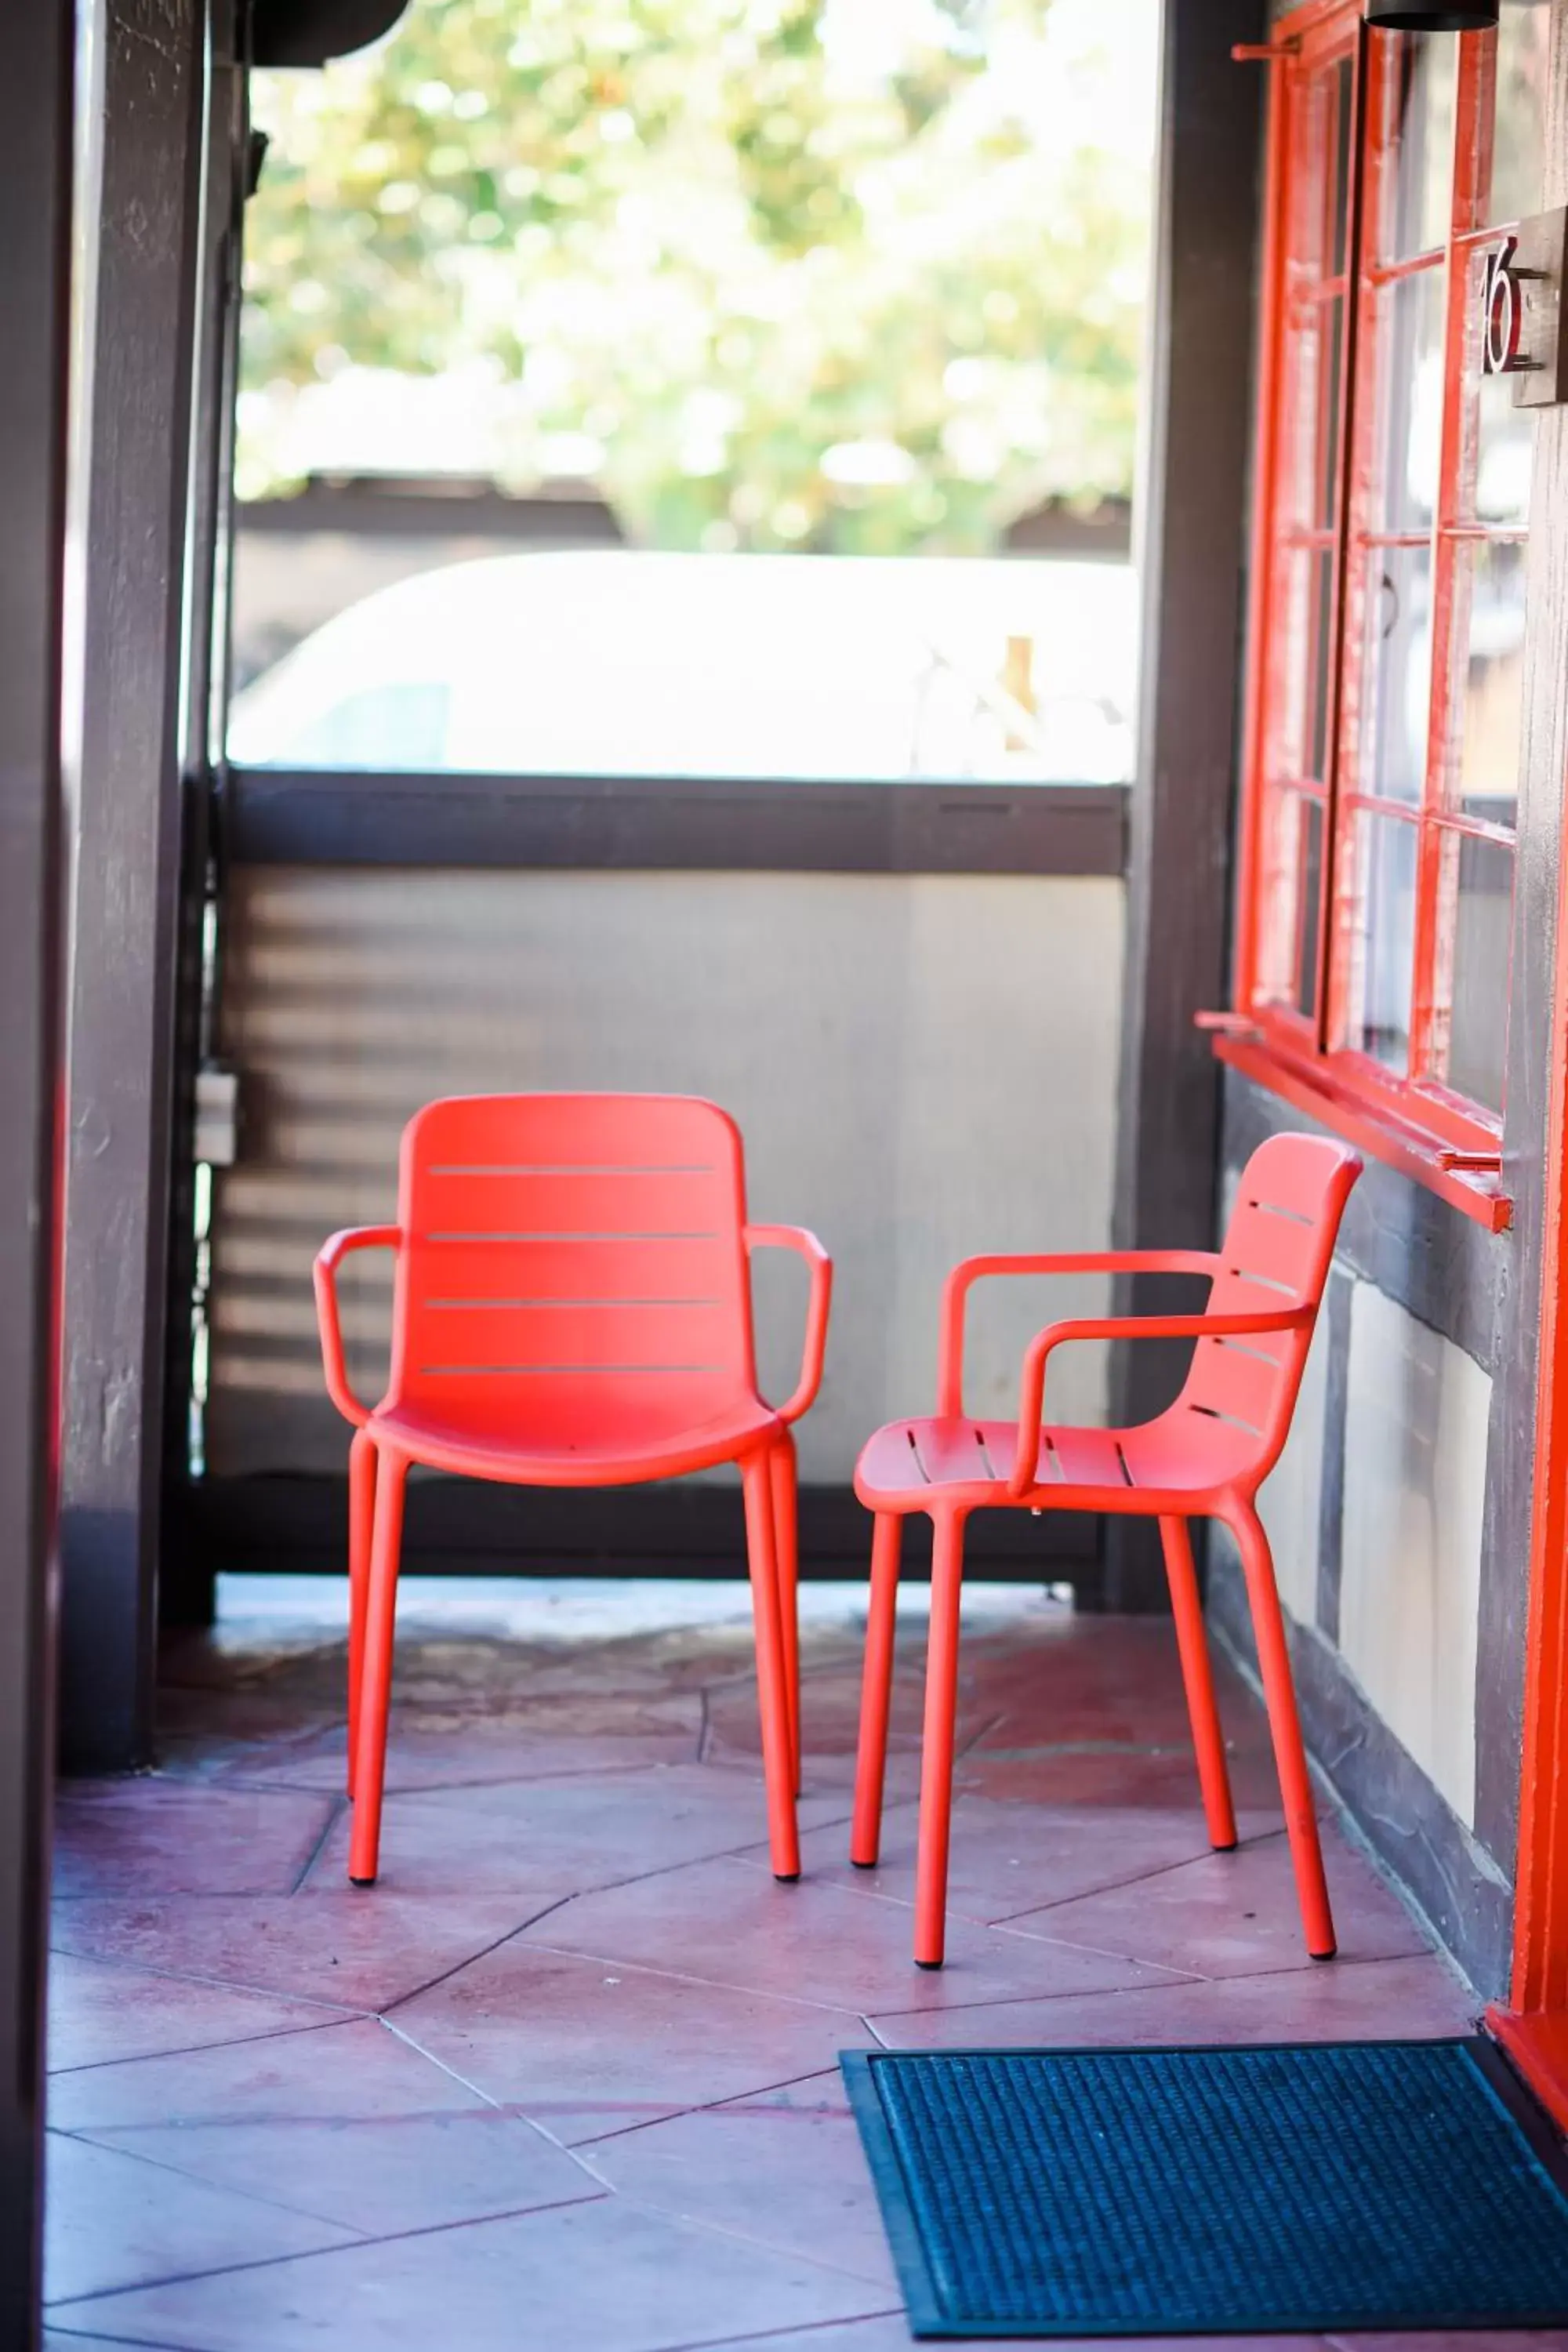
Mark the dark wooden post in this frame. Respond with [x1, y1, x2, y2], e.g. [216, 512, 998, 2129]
[1103, 0, 1268, 1611]
[0, 2, 73, 2336]
[59, 0, 209, 1769]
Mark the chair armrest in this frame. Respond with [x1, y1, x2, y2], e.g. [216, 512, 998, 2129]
[937, 1249, 1224, 1415]
[1008, 1303, 1312, 1496]
[744, 1223, 833, 1425]
[312, 1225, 400, 1428]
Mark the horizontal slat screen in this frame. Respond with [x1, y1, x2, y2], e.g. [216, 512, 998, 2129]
[206, 866, 1125, 1482]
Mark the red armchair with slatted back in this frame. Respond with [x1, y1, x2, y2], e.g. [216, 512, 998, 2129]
[314, 1094, 831, 1888]
[848, 1131, 1360, 1969]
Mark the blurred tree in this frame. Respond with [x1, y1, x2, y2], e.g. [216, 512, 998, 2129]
[241, 0, 1149, 553]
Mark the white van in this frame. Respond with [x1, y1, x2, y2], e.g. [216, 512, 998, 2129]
[227, 548, 1137, 785]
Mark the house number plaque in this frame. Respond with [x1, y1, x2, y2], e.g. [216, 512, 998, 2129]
[1483, 207, 1568, 407]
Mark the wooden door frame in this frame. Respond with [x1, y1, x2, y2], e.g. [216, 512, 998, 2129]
[0, 1, 74, 2336]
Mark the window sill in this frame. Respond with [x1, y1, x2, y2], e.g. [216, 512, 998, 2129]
[1211, 1033, 1512, 1233]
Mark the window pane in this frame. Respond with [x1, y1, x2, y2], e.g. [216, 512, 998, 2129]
[1297, 796, 1326, 1020]
[1345, 813, 1419, 1071]
[1379, 269, 1445, 529]
[1329, 55, 1355, 277]
[1453, 536, 1526, 826]
[1319, 296, 1345, 529]
[1380, 33, 1457, 261]
[1256, 786, 1323, 1016]
[1442, 830, 1514, 1109]
[1308, 550, 1335, 782]
[1365, 542, 1432, 804]
[1269, 549, 1312, 784]
[1486, 2, 1551, 229]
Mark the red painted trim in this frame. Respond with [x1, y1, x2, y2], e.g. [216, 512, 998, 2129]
[1211, 1033, 1512, 1229]
[1236, 16, 1522, 1152]
[1486, 2009, 1568, 2136]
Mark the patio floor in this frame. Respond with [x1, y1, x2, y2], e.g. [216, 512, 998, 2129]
[43, 1573, 1498, 2352]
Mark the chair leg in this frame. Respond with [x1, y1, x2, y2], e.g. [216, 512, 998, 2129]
[770, 1433, 801, 1795]
[1158, 1515, 1236, 1851]
[1231, 1504, 1336, 1960]
[347, 1450, 408, 1887]
[346, 1428, 377, 1800]
[742, 1450, 801, 1882]
[914, 1508, 967, 1969]
[851, 1512, 903, 1867]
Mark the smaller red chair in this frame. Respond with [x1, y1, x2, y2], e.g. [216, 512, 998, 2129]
[849, 1131, 1360, 1969]
[314, 1094, 830, 1888]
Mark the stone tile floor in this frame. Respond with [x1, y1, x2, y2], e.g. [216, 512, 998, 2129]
[42, 1573, 1528, 2352]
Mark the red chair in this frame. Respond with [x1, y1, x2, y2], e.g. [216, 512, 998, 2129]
[314, 1094, 830, 1888]
[849, 1131, 1360, 1969]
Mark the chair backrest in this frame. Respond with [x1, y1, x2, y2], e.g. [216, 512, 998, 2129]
[384, 1094, 757, 1447]
[1171, 1131, 1360, 1486]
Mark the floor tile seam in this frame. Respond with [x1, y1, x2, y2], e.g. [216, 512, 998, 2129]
[43, 2185, 612, 2313]
[954, 1711, 1007, 1761]
[288, 1794, 348, 1895]
[643, 2303, 908, 2352]
[47, 2013, 358, 2082]
[337, 1756, 709, 1799]
[44, 1944, 369, 2022]
[45, 2120, 376, 2244]
[858, 1967, 1232, 2028]
[376, 2016, 609, 2187]
[586, 2181, 898, 2294]
[979, 1830, 1293, 1926]
[43, 2322, 201, 2351]
[368, 1831, 861, 2015]
[373, 1893, 583, 2015]
[505, 1931, 875, 2021]
[959, 1737, 1218, 1763]
[362, 1812, 859, 1928]
[1170, 1937, 1462, 1989]
[728, 1849, 1049, 1937]
[367, 1801, 853, 1867]
[727, 1846, 1220, 1945]
[573, 2063, 855, 2153]
[858, 1944, 1479, 2027]
[291, 1786, 822, 1896]
[52, 1891, 358, 1907]
[978, 1917, 1209, 1982]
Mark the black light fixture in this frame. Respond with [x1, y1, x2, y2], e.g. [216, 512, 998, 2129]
[1364, 2, 1499, 27]
[251, 0, 413, 68]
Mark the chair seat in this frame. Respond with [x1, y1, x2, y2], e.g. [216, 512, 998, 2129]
[854, 1407, 1259, 1515]
[370, 1394, 785, 1486]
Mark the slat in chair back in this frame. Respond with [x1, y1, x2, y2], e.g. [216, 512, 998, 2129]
[1174, 1132, 1360, 1483]
[387, 1094, 757, 1447]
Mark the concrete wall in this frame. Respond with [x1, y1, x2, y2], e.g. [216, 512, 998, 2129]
[205, 866, 1126, 1485]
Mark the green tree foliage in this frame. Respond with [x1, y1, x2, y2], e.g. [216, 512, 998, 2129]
[241, 0, 1149, 553]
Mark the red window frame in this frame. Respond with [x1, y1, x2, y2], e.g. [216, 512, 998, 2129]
[1224, 0, 1539, 1229]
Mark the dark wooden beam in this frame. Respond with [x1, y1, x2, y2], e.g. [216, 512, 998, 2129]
[223, 770, 1128, 877]
[158, 1, 247, 1636]
[189, 1475, 1100, 1587]
[0, 1, 73, 2336]
[59, 0, 208, 1772]
[1103, 0, 1268, 1611]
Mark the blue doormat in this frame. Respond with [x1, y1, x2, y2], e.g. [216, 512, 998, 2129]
[842, 2038, 1568, 2336]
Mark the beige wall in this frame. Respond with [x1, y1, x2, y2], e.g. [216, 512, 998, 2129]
[1337, 1284, 1490, 1830]
[205, 866, 1126, 1483]
[1254, 1274, 1491, 1833]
